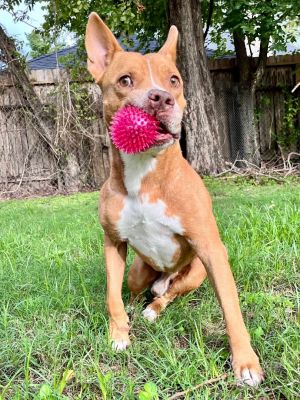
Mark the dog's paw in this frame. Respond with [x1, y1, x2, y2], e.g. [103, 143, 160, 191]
[112, 339, 130, 352]
[109, 318, 130, 352]
[142, 307, 158, 322]
[231, 349, 264, 387]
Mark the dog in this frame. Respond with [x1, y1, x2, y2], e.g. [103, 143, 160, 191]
[85, 12, 264, 386]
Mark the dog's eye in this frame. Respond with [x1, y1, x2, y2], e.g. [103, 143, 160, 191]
[170, 75, 180, 88]
[118, 75, 133, 87]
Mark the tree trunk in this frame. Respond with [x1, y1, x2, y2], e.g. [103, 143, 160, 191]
[232, 31, 270, 166]
[234, 87, 260, 165]
[167, 0, 225, 174]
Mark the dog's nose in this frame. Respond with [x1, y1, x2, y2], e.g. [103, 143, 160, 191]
[148, 89, 175, 111]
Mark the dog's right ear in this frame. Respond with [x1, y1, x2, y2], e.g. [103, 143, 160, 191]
[85, 12, 123, 83]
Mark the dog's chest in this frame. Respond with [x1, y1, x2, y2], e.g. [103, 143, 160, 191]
[117, 153, 183, 270]
[118, 195, 183, 269]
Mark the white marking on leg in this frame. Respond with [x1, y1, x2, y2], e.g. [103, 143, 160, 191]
[142, 307, 158, 322]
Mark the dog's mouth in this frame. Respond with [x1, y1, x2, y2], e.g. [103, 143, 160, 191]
[156, 122, 179, 145]
[124, 103, 180, 147]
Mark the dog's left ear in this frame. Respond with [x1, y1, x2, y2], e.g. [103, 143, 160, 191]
[158, 26, 178, 62]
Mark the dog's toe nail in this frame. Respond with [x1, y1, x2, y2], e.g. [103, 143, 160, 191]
[142, 307, 157, 322]
[112, 339, 130, 351]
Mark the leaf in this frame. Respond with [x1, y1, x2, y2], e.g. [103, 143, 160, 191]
[94, 366, 112, 400]
[138, 382, 159, 400]
[38, 384, 52, 398]
[58, 369, 75, 394]
[144, 382, 158, 396]
[138, 391, 153, 400]
[253, 326, 264, 338]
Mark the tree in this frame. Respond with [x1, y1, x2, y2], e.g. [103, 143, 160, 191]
[209, 0, 300, 164]
[27, 30, 66, 59]
[168, 0, 224, 173]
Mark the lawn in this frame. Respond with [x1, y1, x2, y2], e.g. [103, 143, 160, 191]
[0, 178, 299, 399]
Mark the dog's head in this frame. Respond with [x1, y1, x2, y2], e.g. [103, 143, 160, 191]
[85, 12, 186, 150]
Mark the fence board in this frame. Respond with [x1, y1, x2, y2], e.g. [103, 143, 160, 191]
[256, 90, 275, 157]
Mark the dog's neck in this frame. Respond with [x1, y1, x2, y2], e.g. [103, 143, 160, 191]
[108, 141, 182, 196]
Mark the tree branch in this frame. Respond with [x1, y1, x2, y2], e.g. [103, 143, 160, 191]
[233, 30, 250, 87]
[247, 37, 253, 58]
[251, 36, 270, 91]
[203, 0, 214, 41]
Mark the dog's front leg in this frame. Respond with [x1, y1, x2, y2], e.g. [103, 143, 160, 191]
[104, 234, 130, 351]
[189, 224, 264, 386]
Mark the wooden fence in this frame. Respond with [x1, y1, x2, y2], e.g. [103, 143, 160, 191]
[0, 54, 299, 197]
[0, 69, 109, 197]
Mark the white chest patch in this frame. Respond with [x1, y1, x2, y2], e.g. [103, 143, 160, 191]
[118, 194, 184, 270]
[119, 152, 184, 270]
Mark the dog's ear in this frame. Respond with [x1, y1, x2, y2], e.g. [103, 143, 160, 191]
[85, 12, 123, 82]
[158, 26, 178, 62]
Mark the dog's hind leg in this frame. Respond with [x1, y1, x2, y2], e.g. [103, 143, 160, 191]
[142, 257, 207, 322]
[128, 255, 160, 302]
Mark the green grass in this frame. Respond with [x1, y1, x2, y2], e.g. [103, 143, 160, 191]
[0, 178, 299, 399]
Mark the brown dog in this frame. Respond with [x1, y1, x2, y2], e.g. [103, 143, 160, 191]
[85, 12, 264, 386]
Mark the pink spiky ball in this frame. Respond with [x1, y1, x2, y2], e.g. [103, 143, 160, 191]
[110, 105, 159, 154]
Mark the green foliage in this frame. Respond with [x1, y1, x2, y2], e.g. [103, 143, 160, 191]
[94, 368, 112, 400]
[0, 0, 35, 12]
[138, 382, 159, 399]
[255, 89, 299, 155]
[26, 30, 66, 58]
[70, 83, 96, 122]
[42, 0, 167, 50]
[1, 0, 167, 76]
[277, 90, 300, 149]
[35, 369, 74, 399]
[210, 0, 300, 54]
[37, 383, 53, 399]
[56, 41, 88, 80]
